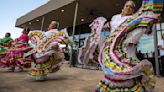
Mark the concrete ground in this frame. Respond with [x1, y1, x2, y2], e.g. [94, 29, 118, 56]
[0, 62, 164, 92]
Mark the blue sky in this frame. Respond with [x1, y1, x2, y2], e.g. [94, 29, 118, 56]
[0, 0, 48, 39]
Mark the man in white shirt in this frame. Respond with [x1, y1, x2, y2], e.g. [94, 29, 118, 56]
[158, 40, 164, 56]
[158, 34, 164, 76]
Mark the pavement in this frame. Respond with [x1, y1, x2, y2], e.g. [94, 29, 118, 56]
[0, 62, 164, 92]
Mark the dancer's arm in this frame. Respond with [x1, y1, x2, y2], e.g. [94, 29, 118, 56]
[158, 40, 164, 50]
[158, 45, 164, 50]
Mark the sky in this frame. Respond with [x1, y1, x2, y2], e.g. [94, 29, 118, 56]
[0, 0, 48, 39]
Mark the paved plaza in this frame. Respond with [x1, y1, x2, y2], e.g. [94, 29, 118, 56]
[0, 62, 164, 92]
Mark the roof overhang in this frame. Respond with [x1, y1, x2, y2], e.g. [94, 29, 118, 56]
[16, 0, 146, 30]
[15, 0, 75, 30]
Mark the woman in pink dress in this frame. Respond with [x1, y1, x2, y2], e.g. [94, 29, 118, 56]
[0, 28, 32, 72]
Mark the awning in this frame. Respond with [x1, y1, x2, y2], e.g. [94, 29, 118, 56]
[15, 0, 142, 30]
[15, 0, 76, 30]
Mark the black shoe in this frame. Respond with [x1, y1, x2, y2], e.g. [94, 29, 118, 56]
[7, 67, 15, 72]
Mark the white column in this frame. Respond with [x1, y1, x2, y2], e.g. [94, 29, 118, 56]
[154, 24, 160, 76]
[70, 1, 79, 67]
[41, 16, 45, 31]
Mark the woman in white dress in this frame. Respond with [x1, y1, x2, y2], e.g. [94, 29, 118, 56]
[26, 21, 69, 81]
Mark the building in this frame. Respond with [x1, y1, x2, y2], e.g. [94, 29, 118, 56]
[15, 0, 164, 75]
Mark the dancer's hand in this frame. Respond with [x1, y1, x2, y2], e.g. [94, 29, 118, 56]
[63, 37, 70, 44]
[52, 44, 59, 51]
[158, 45, 164, 50]
[0, 43, 3, 46]
[103, 22, 110, 31]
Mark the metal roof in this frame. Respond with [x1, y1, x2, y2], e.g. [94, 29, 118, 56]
[15, 0, 144, 30]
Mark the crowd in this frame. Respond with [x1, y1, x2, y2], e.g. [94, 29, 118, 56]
[0, 21, 70, 80]
[0, 0, 163, 91]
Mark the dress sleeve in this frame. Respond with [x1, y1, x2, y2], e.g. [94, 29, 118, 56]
[158, 40, 162, 46]
[17, 34, 29, 42]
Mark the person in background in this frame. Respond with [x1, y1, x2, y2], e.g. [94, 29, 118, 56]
[0, 32, 13, 44]
[158, 34, 164, 53]
[158, 33, 164, 76]
[137, 50, 144, 60]
[0, 28, 31, 72]
[0, 32, 13, 54]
